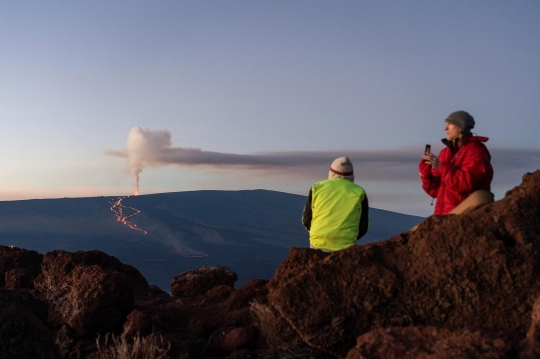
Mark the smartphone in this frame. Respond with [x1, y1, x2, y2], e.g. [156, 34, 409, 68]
[424, 144, 431, 155]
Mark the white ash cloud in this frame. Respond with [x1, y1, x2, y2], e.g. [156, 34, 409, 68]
[105, 127, 540, 194]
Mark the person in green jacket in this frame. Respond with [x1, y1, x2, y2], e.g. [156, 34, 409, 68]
[302, 156, 369, 251]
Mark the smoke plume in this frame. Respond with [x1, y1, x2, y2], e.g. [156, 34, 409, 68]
[105, 127, 540, 195]
[125, 127, 172, 195]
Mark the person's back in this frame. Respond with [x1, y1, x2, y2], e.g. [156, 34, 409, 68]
[302, 157, 369, 251]
[310, 178, 366, 250]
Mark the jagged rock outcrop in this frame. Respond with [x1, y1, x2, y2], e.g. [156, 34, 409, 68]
[345, 326, 518, 359]
[520, 295, 540, 359]
[126, 278, 268, 358]
[5, 267, 35, 289]
[0, 238, 262, 358]
[0, 303, 60, 359]
[0, 245, 42, 288]
[48, 264, 135, 336]
[34, 250, 148, 336]
[0, 287, 49, 323]
[267, 170, 540, 357]
[209, 326, 258, 353]
[0, 245, 266, 358]
[2, 170, 540, 358]
[171, 265, 238, 298]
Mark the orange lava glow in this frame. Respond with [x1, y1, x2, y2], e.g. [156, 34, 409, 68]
[109, 197, 147, 234]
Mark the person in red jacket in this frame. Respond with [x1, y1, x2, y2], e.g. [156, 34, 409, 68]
[419, 111, 494, 215]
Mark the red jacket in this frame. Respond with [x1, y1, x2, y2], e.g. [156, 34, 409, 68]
[419, 135, 493, 215]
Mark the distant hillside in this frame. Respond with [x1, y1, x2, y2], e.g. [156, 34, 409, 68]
[0, 189, 423, 290]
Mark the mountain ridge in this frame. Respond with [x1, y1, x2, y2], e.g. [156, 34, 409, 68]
[0, 189, 424, 290]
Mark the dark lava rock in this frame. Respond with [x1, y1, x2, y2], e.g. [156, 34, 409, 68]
[34, 250, 144, 335]
[268, 170, 540, 357]
[0, 304, 60, 359]
[0, 245, 42, 288]
[171, 266, 238, 298]
[345, 326, 518, 359]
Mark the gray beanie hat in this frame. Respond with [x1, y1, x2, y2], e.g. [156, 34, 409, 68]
[446, 111, 475, 133]
[328, 156, 354, 182]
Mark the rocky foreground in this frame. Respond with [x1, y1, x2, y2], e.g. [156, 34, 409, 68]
[1, 170, 540, 359]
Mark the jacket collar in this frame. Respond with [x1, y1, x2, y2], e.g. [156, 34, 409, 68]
[441, 135, 489, 152]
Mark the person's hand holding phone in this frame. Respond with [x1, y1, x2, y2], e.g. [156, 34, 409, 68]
[422, 144, 441, 169]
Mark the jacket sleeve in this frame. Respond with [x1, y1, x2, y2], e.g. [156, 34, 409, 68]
[437, 143, 491, 194]
[357, 195, 369, 239]
[418, 159, 440, 198]
[301, 189, 313, 231]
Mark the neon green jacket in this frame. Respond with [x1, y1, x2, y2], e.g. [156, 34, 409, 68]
[302, 178, 369, 251]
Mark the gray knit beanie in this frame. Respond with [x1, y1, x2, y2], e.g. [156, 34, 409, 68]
[446, 111, 475, 133]
[328, 157, 354, 182]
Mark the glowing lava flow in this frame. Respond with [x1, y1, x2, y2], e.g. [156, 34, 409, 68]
[110, 197, 148, 234]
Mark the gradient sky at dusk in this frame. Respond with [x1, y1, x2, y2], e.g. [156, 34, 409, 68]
[1, 1, 539, 216]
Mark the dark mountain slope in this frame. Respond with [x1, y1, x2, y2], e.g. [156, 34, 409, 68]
[0, 189, 423, 290]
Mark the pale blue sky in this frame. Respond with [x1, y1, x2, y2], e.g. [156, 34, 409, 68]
[1, 1, 539, 216]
